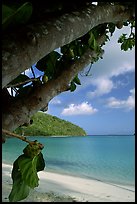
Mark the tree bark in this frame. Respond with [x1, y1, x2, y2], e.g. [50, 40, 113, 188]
[2, 34, 105, 132]
[2, 4, 134, 88]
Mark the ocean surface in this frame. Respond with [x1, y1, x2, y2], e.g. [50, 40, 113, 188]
[2, 135, 135, 187]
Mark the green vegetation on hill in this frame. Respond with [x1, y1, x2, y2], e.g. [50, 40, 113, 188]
[14, 112, 86, 136]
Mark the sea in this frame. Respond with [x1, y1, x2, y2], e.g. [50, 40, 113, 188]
[2, 135, 135, 187]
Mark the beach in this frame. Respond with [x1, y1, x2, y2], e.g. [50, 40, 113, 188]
[2, 163, 135, 202]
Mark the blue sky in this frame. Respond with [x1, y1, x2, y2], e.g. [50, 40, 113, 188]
[25, 26, 135, 135]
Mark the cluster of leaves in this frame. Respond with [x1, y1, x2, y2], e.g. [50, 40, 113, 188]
[106, 20, 135, 51]
[118, 21, 135, 51]
[9, 141, 45, 202]
[35, 25, 106, 92]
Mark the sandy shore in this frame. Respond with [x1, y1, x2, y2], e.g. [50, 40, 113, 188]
[2, 163, 135, 202]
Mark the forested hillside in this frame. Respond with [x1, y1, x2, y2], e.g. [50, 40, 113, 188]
[14, 112, 86, 136]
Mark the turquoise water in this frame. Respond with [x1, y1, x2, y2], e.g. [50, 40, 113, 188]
[2, 135, 135, 186]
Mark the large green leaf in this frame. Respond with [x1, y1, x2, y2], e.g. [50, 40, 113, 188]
[2, 2, 33, 30]
[9, 157, 30, 202]
[9, 151, 45, 202]
[9, 179, 30, 202]
[18, 155, 39, 188]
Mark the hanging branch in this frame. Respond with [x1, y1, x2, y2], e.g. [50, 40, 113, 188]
[2, 129, 36, 145]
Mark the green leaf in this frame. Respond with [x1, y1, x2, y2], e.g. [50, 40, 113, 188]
[13, 2, 33, 25]
[121, 41, 129, 51]
[9, 179, 30, 202]
[88, 32, 98, 51]
[2, 8, 15, 30]
[9, 157, 30, 202]
[9, 140, 45, 202]
[61, 45, 69, 55]
[23, 142, 42, 159]
[118, 34, 127, 43]
[2, 5, 14, 23]
[132, 21, 135, 27]
[36, 152, 45, 172]
[2, 2, 33, 30]
[123, 21, 129, 26]
[70, 81, 76, 92]
[73, 75, 81, 85]
[18, 155, 39, 188]
[88, 32, 94, 47]
[36, 51, 61, 79]
[108, 23, 115, 36]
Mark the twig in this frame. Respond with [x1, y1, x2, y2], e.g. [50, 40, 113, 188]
[2, 129, 35, 145]
[31, 66, 36, 78]
[5, 78, 39, 88]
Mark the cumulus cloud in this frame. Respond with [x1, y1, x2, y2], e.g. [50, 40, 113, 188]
[61, 102, 98, 116]
[80, 27, 135, 100]
[87, 78, 114, 98]
[106, 88, 135, 110]
[109, 61, 135, 78]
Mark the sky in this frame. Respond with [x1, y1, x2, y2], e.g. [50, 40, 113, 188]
[25, 26, 135, 135]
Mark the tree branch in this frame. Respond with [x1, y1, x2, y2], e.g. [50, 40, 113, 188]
[5, 78, 40, 88]
[2, 34, 105, 132]
[2, 129, 44, 149]
[2, 129, 32, 144]
[2, 4, 134, 88]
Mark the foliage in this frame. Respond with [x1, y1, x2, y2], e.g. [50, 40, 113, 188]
[2, 1, 135, 202]
[9, 141, 45, 202]
[3, 2, 135, 96]
[118, 21, 135, 51]
[14, 112, 86, 136]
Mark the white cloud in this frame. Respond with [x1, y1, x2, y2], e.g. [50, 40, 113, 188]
[79, 26, 135, 99]
[109, 61, 135, 78]
[106, 88, 135, 110]
[61, 102, 98, 116]
[87, 78, 114, 98]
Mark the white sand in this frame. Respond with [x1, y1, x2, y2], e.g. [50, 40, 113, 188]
[2, 163, 135, 202]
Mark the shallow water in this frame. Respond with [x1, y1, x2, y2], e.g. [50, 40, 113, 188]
[2, 135, 135, 186]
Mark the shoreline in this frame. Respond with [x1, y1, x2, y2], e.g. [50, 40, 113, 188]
[2, 163, 135, 202]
